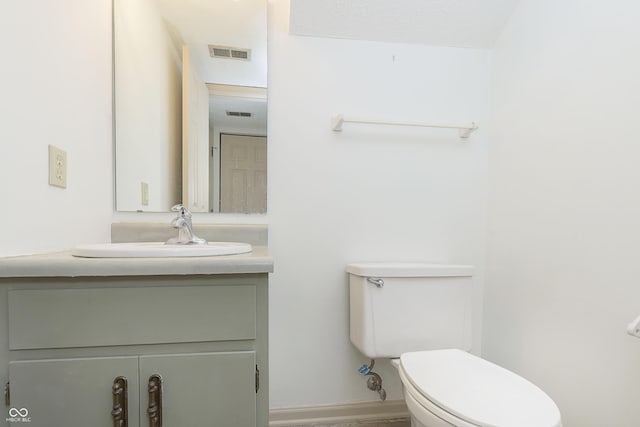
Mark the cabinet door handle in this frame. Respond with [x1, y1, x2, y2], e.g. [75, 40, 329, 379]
[111, 376, 128, 427]
[147, 374, 163, 427]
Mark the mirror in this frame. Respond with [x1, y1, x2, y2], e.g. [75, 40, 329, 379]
[114, 0, 268, 213]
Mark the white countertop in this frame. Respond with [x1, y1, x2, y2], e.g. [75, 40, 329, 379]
[0, 246, 273, 278]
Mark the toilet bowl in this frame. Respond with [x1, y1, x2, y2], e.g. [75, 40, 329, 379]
[347, 263, 563, 427]
[394, 350, 562, 427]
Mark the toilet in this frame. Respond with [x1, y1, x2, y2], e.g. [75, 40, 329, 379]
[347, 263, 562, 427]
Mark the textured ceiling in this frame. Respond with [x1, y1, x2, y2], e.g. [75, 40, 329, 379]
[289, 0, 520, 49]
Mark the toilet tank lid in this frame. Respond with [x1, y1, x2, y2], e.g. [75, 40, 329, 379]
[346, 263, 474, 278]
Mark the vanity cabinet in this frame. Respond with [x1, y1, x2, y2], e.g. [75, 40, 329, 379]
[9, 356, 140, 426]
[9, 351, 256, 426]
[0, 273, 269, 427]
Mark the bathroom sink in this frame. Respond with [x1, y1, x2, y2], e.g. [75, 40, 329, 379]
[72, 242, 252, 258]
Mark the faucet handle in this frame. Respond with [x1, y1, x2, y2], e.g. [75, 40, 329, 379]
[170, 204, 191, 218]
[167, 203, 206, 245]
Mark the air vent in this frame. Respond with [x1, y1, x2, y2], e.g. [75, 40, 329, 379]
[209, 45, 252, 61]
[226, 111, 252, 117]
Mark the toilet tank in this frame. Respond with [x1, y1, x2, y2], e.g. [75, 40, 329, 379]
[347, 263, 474, 359]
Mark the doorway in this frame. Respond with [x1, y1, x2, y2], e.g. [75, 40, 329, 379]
[219, 134, 267, 213]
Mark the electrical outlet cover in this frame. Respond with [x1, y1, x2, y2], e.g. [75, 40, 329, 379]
[48, 145, 67, 188]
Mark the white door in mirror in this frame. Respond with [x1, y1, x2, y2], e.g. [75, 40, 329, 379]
[627, 315, 640, 338]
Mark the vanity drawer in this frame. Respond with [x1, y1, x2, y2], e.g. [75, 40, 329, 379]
[8, 285, 256, 350]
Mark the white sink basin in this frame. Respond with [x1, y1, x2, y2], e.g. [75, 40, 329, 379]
[72, 242, 252, 258]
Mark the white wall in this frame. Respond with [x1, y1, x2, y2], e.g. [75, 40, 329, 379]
[268, 0, 489, 407]
[0, 0, 113, 257]
[485, 1, 640, 426]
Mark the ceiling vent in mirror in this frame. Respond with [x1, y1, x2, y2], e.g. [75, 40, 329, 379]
[226, 111, 252, 117]
[209, 45, 252, 61]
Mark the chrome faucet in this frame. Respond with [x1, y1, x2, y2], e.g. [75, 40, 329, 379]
[166, 204, 208, 245]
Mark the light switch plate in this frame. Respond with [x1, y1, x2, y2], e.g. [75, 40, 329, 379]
[141, 182, 149, 206]
[48, 145, 67, 188]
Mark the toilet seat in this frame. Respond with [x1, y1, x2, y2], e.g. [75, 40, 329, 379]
[400, 368, 477, 427]
[398, 349, 562, 427]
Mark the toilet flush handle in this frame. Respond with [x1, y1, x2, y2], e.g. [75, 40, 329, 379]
[627, 314, 640, 338]
[366, 277, 384, 288]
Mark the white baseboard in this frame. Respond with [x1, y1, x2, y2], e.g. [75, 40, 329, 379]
[269, 400, 410, 426]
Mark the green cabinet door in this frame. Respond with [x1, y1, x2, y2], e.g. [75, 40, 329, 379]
[139, 351, 256, 427]
[8, 356, 140, 427]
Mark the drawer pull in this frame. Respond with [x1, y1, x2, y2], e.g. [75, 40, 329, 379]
[147, 374, 163, 427]
[111, 376, 128, 427]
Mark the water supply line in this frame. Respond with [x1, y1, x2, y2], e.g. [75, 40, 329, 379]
[358, 360, 387, 401]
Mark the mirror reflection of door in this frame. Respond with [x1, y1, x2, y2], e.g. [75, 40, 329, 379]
[219, 134, 267, 213]
[208, 84, 267, 213]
